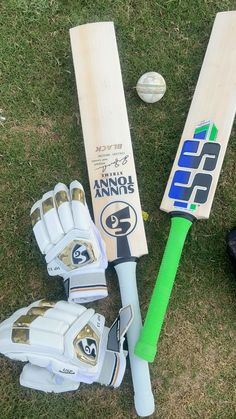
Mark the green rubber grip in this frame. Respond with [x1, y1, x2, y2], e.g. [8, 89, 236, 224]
[135, 216, 192, 362]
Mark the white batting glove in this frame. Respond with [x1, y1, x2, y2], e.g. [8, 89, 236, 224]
[0, 300, 133, 392]
[30, 181, 108, 303]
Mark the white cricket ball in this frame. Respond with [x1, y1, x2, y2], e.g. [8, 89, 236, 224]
[136, 71, 166, 103]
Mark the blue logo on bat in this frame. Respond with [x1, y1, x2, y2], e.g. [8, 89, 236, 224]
[168, 121, 221, 210]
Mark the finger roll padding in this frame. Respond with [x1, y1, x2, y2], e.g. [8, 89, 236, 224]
[54, 183, 74, 233]
[70, 181, 90, 231]
[42, 191, 64, 244]
[31, 201, 52, 254]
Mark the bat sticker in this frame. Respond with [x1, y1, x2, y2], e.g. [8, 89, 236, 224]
[168, 120, 221, 211]
[100, 201, 137, 257]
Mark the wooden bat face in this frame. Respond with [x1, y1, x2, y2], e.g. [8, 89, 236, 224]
[70, 22, 148, 261]
[161, 12, 236, 220]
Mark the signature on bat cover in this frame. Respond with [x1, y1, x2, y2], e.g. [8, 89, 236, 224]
[96, 155, 129, 173]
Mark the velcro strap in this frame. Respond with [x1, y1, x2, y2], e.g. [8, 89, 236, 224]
[64, 271, 108, 303]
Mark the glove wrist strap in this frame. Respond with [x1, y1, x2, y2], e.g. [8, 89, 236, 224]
[64, 271, 108, 303]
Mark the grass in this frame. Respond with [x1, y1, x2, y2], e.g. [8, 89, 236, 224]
[1, 1, 236, 418]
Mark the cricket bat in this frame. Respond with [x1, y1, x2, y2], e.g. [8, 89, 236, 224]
[69, 22, 154, 416]
[135, 11, 236, 362]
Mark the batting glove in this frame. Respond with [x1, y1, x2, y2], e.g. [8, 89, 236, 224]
[30, 181, 108, 303]
[0, 299, 133, 392]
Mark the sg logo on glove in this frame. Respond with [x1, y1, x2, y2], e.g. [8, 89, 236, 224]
[72, 243, 90, 265]
[58, 240, 96, 269]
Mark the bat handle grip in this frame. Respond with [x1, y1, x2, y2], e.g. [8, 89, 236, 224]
[114, 261, 155, 417]
[135, 216, 192, 362]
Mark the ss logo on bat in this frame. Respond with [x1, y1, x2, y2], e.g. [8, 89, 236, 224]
[168, 121, 221, 209]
